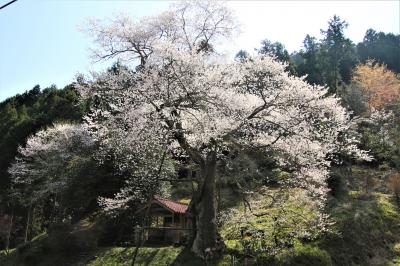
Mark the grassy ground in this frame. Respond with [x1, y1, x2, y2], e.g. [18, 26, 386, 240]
[87, 246, 233, 266]
[87, 246, 183, 266]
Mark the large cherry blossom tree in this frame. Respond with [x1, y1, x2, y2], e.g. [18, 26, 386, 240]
[78, 1, 370, 258]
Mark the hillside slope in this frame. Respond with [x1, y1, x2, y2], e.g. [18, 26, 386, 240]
[1, 192, 399, 265]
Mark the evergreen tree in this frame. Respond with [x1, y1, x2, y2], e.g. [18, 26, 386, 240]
[357, 29, 400, 73]
[294, 34, 324, 85]
[319, 15, 358, 93]
[258, 39, 296, 74]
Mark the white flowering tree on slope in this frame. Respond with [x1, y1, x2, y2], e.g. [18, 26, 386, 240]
[8, 123, 94, 241]
[78, 1, 370, 258]
[9, 123, 94, 206]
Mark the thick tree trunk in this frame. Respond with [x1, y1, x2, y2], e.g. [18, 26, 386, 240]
[191, 153, 224, 259]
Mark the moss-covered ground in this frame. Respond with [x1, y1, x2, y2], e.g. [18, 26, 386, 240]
[87, 246, 235, 266]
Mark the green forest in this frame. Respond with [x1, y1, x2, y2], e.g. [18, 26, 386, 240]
[1, 2, 400, 266]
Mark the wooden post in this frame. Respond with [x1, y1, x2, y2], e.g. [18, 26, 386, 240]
[24, 204, 32, 243]
[5, 204, 14, 253]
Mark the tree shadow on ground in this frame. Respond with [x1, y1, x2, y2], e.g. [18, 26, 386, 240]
[171, 247, 205, 266]
[172, 246, 235, 266]
[319, 192, 400, 265]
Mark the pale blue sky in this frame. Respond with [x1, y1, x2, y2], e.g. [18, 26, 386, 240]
[0, 0, 399, 101]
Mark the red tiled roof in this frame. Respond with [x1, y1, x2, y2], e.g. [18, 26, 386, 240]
[154, 197, 188, 214]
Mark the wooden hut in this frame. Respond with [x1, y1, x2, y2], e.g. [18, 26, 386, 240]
[135, 197, 192, 245]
